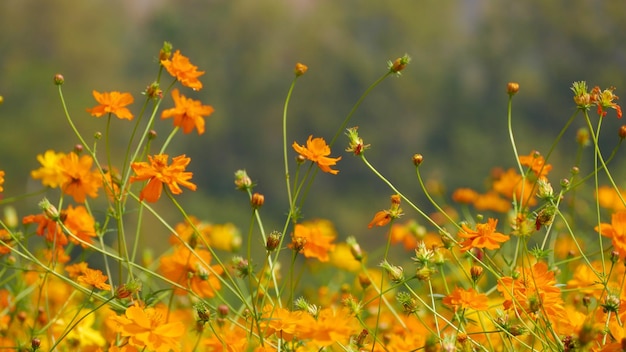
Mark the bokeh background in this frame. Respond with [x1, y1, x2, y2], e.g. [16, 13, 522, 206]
[1, 0, 626, 251]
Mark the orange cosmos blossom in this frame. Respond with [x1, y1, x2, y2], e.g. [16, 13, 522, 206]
[596, 211, 626, 258]
[161, 50, 205, 90]
[159, 245, 223, 298]
[130, 154, 197, 202]
[0, 170, 4, 193]
[518, 150, 552, 179]
[442, 287, 489, 312]
[58, 152, 102, 203]
[292, 135, 342, 174]
[458, 218, 510, 252]
[86, 90, 134, 120]
[161, 89, 214, 135]
[289, 220, 337, 262]
[109, 304, 185, 352]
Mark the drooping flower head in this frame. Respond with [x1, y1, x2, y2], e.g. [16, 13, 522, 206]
[86, 90, 134, 120]
[161, 89, 214, 135]
[292, 135, 342, 174]
[161, 50, 205, 90]
[130, 154, 197, 203]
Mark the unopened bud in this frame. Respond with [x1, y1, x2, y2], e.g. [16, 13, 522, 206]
[470, 265, 483, 282]
[347, 236, 363, 261]
[294, 63, 308, 77]
[148, 130, 157, 140]
[74, 144, 83, 154]
[159, 41, 173, 61]
[234, 170, 253, 191]
[250, 193, 265, 209]
[620, 126, 626, 140]
[412, 153, 423, 166]
[53, 74, 65, 86]
[507, 82, 520, 95]
[389, 54, 410, 74]
[31, 338, 41, 350]
[39, 199, 59, 221]
[266, 231, 281, 251]
[358, 273, 371, 289]
[380, 260, 404, 283]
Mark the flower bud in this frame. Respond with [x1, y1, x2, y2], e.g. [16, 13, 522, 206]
[74, 144, 83, 154]
[250, 193, 265, 209]
[380, 260, 404, 283]
[507, 82, 519, 96]
[94, 132, 102, 140]
[0, 96, 4, 105]
[148, 130, 157, 140]
[346, 236, 363, 261]
[159, 41, 173, 61]
[31, 338, 41, 350]
[470, 265, 483, 282]
[294, 62, 308, 77]
[412, 153, 423, 166]
[53, 74, 64, 86]
[358, 273, 371, 290]
[3, 206, 17, 229]
[234, 169, 253, 191]
[620, 125, 626, 140]
[145, 82, 163, 100]
[217, 304, 229, 317]
[38, 198, 59, 221]
[389, 54, 411, 74]
[266, 231, 281, 251]
[576, 128, 590, 146]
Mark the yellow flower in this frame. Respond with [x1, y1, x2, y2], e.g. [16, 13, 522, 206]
[292, 135, 341, 174]
[31, 150, 66, 188]
[86, 90, 134, 120]
[109, 304, 185, 352]
[161, 50, 205, 90]
[130, 154, 197, 202]
[161, 89, 214, 135]
[329, 243, 361, 272]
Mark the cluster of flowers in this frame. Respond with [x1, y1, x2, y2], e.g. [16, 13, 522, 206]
[1, 43, 626, 352]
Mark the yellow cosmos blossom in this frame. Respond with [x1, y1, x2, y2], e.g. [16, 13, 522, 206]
[31, 150, 66, 188]
[292, 135, 341, 174]
[86, 90, 134, 120]
[161, 50, 205, 90]
[130, 154, 197, 203]
[109, 304, 185, 352]
[161, 89, 214, 135]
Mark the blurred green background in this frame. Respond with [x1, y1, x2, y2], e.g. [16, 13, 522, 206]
[1, 0, 626, 248]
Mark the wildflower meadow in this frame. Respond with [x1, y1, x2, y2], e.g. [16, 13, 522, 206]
[1, 42, 626, 352]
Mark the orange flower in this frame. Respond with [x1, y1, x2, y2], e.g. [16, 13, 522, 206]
[518, 150, 552, 179]
[289, 220, 336, 262]
[294, 62, 308, 76]
[86, 90, 134, 120]
[77, 267, 111, 291]
[159, 245, 223, 298]
[492, 168, 537, 206]
[292, 135, 341, 174]
[451, 188, 479, 204]
[161, 89, 214, 135]
[596, 211, 626, 258]
[109, 304, 185, 352]
[497, 262, 567, 324]
[260, 305, 309, 341]
[161, 50, 205, 90]
[597, 185, 626, 211]
[31, 150, 66, 188]
[442, 287, 489, 312]
[59, 152, 102, 203]
[65, 262, 90, 278]
[458, 218, 509, 252]
[0, 230, 13, 255]
[130, 154, 197, 202]
[473, 191, 512, 213]
[23, 213, 68, 247]
[591, 85, 622, 119]
[299, 307, 359, 348]
[0, 170, 4, 192]
[63, 205, 96, 247]
[368, 194, 403, 229]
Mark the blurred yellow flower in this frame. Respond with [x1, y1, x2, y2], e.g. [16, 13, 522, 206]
[31, 150, 66, 188]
